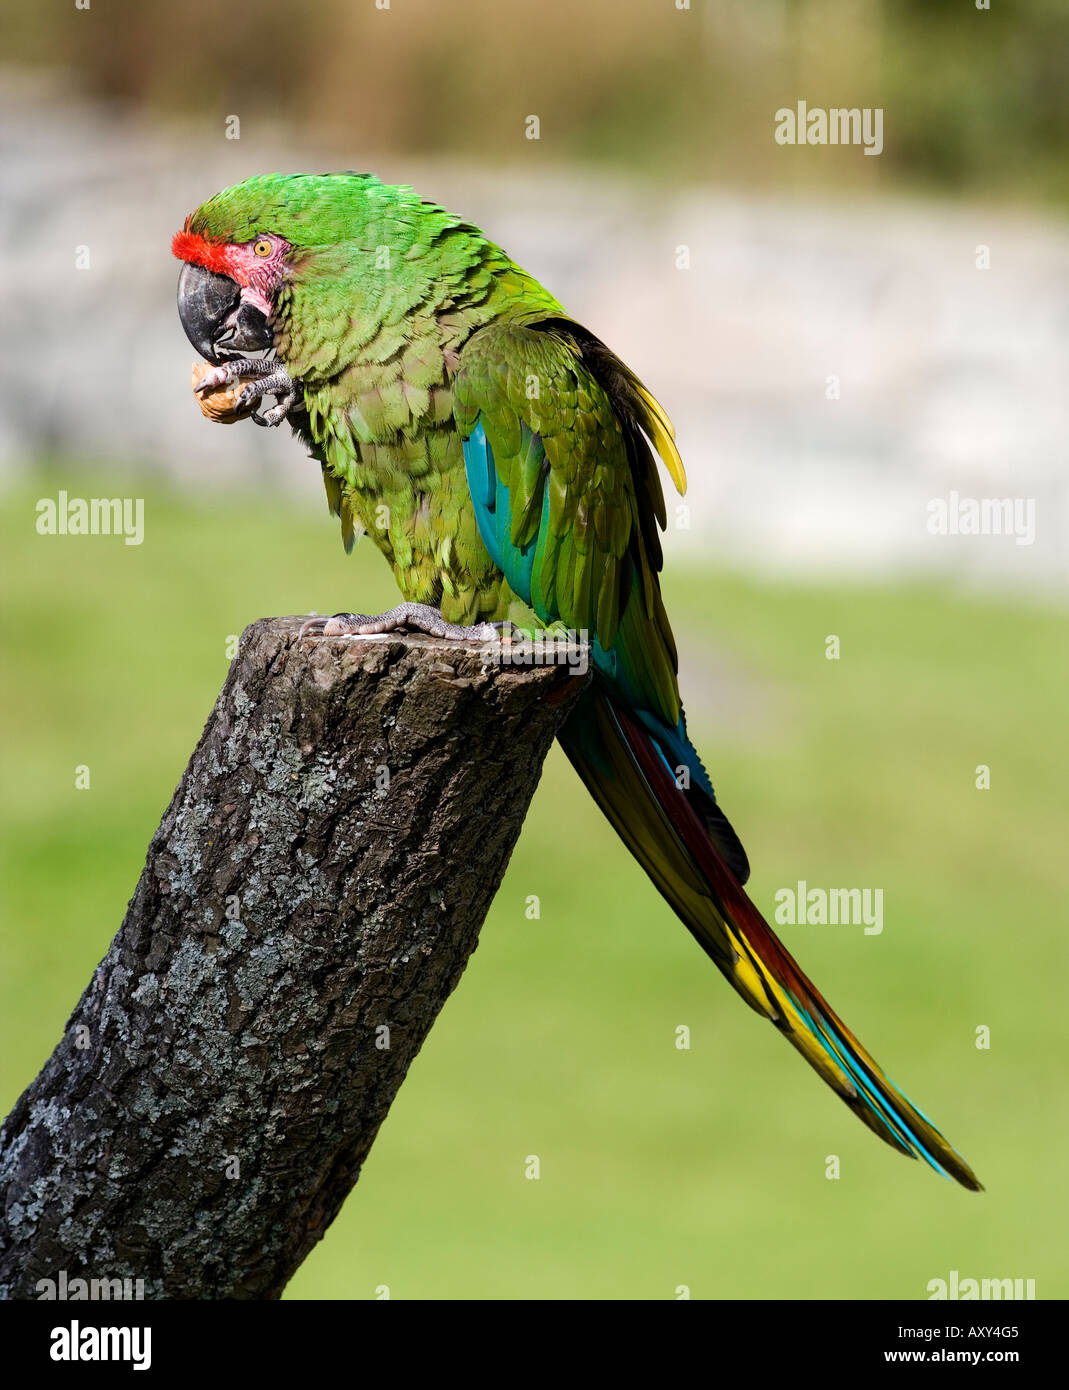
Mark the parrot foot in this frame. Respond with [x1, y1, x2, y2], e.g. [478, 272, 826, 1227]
[194, 357, 302, 428]
[299, 603, 499, 642]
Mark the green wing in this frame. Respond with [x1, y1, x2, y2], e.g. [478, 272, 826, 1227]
[453, 316, 687, 728]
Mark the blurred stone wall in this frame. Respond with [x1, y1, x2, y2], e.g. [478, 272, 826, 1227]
[2, 75, 1065, 589]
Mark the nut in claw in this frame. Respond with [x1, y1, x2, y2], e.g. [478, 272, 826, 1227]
[190, 362, 260, 425]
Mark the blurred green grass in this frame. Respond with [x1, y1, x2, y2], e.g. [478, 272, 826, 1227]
[2, 478, 1066, 1300]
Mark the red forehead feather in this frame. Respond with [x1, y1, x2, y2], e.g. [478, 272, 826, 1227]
[172, 227, 238, 277]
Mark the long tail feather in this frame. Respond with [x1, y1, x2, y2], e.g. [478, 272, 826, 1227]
[558, 684, 982, 1191]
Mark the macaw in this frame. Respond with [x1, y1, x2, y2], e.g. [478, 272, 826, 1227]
[173, 172, 981, 1189]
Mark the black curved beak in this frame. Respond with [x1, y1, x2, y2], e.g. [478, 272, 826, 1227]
[177, 262, 273, 364]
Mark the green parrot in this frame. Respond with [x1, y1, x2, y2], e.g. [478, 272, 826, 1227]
[174, 172, 980, 1190]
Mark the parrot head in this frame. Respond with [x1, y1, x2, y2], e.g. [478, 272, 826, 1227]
[173, 229, 285, 364]
[173, 172, 353, 364]
[172, 176, 309, 364]
[173, 171, 473, 367]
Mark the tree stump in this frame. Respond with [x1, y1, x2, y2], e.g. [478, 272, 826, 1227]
[0, 618, 588, 1300]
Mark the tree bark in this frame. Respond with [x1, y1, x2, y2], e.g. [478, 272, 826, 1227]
[0, 618, 588, 1300]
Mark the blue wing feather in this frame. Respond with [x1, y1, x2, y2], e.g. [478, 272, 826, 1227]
[462, 416, 730, 850]
[463, 419, 547, 615]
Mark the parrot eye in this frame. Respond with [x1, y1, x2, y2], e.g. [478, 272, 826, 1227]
[252, 238, 273, 257]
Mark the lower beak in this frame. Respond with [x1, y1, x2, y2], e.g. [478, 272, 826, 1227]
[177, 262, 273, 363]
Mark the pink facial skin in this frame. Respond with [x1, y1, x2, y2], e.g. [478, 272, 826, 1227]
[224, 235, 291, 318]
[172, 227, 291, 317]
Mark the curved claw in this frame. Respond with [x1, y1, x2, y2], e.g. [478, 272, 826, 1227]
[490, 620, 526, 644]
[194, 363, 235, 394]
